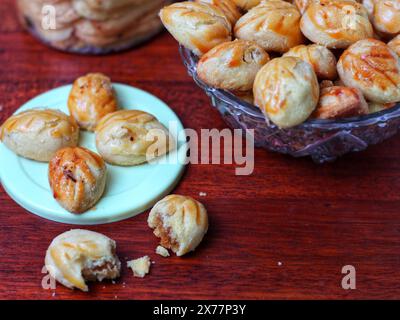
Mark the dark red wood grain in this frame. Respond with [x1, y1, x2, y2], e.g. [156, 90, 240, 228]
[1, 0, 400, 300]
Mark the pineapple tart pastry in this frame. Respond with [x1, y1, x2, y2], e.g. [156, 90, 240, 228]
[253, 56, 319, 128]
[312, 86, 369, 119]
[48, 147, 107, 214]
[159, 1, 232, 57]
[362, 0, 400, 38]
[197, 40, 270, 92]
[283, 44, 338, 80]
[148, 195, 209, 256]
[0, 109, 79, 162]
[95, 110, 175, 166]
[300, 0, 373, 49]
[68, 73, 118, 131]
[234, 0, 304, 54]
[337, 39, 400, 103]
[45, 229, 121, 292]
[195, 0, 242, 25]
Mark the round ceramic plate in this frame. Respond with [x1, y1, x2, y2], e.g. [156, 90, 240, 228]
[0, 84, 187, 225]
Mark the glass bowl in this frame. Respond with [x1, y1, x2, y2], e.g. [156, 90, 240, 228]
[180, 46, 400, 163]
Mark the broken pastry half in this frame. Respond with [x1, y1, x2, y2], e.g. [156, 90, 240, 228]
[148, 195, 209, 256]
[45, 229, 121, 292]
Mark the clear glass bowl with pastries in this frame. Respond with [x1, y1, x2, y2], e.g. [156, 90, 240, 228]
[16, 0, 172, 54]
[160, 0, 400, 163]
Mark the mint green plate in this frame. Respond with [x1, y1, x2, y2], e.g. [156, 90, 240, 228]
[0, 84, 187, 225]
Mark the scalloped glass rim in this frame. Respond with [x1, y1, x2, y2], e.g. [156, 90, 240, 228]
[179, 45, 400, 130]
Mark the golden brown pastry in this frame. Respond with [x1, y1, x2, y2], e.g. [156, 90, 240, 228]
[300, 0, 373, 49]
[337, 39, 400, 103]
[95, 110, 174, 166]
[195, 0, 242, 25]
[283, 44, 338, 80]
[159, 1, 232, 56]
[313, 86, 369, 119]
[232, 0, 263, 11]
[68, 73, 118, 132]
[362, 0, 400, 38]
[368, 101, 396, 113]
[45, 229, 121, 292]
[235, 0, 304, 53]
[148, 195, 208, 256]
[388, 34, 400, 57]
[0, 109, 79, 162]
[253, 56, 319, 128]
[48, 147, 107, 214]
[197, 40, 270, 92]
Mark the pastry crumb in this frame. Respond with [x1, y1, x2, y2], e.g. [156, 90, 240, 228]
[156, 245, 170, 257]
[199, 192, 207, 197]
[278, 261, 283, 266]
[127, 256, 151, 278]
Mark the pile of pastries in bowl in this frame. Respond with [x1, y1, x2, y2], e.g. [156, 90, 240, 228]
[17, 0, 172, 53]
[0, 73, 174, 214]
[160, 0, 400, 128]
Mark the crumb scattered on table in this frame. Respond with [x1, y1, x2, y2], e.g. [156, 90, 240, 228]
[199, 192, 207, 197]
[156, 245, 170, 257]
[127, 256, 151, 278]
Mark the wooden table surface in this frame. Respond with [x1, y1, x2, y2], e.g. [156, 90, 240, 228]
[1, 0, 400, 300]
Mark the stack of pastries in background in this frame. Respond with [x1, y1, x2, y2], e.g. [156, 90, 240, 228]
[17, 0, 172, 53]
[160, 0, 400, 128]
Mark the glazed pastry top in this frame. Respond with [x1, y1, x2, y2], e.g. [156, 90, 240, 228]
[68, 73, 118, 131]
[48, 147, 106, 212]
[0, 109, 78, 141]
